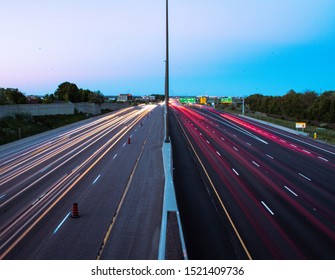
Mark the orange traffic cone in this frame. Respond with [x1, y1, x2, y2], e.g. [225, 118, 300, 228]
[71, 203, 79, 218]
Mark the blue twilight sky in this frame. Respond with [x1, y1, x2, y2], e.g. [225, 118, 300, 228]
[1, 0, 335, 97]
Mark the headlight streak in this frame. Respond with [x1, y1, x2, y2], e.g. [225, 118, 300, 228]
[0, 107, 151, 189]
[0, 107, 133, 168]
[171, 104, 335, 259]
[0, 105, 155, 259]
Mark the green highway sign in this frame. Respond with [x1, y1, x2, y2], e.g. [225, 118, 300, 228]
[221, 97, 232, 104]
[179, 97, 196, 104]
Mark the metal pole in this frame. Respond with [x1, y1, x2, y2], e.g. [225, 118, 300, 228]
[164, 0, 170, 143]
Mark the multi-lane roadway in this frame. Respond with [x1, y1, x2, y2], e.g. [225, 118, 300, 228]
[1, 99, 334, 260]
[170, 102, 335, 259]
[0, 104, 164, 259]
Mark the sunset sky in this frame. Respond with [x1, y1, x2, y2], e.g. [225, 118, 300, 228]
[1, 0, 335, 96]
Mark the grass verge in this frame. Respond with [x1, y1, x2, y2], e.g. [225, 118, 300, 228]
[0, 113, 90, 145]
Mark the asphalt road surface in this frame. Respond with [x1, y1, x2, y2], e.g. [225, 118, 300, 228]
[0, 104, 165, 259]
[169, 102, 335, 260]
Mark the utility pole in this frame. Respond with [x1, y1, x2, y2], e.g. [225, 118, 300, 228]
[164, 0, 170, 143]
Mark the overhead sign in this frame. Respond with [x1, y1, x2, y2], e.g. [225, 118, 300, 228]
[221, 97, 232, 104]
[179, 97, 196, 104]
[295, 122, 306, 129]
[199, 97, 207, 104]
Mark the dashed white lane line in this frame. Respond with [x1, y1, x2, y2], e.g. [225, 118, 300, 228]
[93, 174, 101, 184]
[216, 151, 221, 156]
[232, 168, 239, 176]
[233, 147, 239, 151]
[261, 201, 274, 215]
[113, 154, 118, 159]
[318, 156, 329, 162]
[284, 185, 298, 197]
[298, 172, 311, 181]
[303, 149, 311, 154]
[266, 154, 274, 159]
[52, 212, 71, 236]
[252, 161, 260, 167]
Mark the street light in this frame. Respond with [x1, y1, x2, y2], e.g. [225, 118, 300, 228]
[164, 0, 170, 143]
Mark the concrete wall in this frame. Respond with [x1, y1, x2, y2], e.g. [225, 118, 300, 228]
[0, 102, 130, 118]
[74, 103, 101, 115]
[0, 103, 74, 117]
[101, 103, 129, 111]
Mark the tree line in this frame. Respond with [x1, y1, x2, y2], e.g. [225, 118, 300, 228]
[0, 82, 105, 105]
[245, 90, 335, 123]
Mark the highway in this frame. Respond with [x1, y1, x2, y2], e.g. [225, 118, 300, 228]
[170, 102, 335, 259]
[0, 104, 164, 259]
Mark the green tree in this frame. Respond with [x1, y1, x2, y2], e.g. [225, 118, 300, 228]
[0, 87, 27, 104]
[43, 93, 56, 103]
[88, 90, 104, 104]
[54, 82, 79, 102]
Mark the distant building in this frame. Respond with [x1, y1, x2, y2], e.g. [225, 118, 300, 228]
[26, 95, 41, 104]
[118, 94, 132, 102]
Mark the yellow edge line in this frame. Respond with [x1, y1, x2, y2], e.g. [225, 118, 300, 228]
[172, 108, 253, 260]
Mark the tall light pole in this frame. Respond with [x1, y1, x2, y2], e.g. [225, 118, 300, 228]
[164, 0, 170, 143]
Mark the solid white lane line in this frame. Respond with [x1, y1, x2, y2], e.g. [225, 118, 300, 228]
[93, 174, 101, 184]
[318, 156, 329, 162]
[232, 168, 239, 176]
[52, 212, 71, 235]
[298, 173, 311, 181]
[202, 110, 268, 144]
[261, 201, 274, 215]
[240, 115, 335, 155]
[284, 186, 298, 197]
[266, 154, 274, 159]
